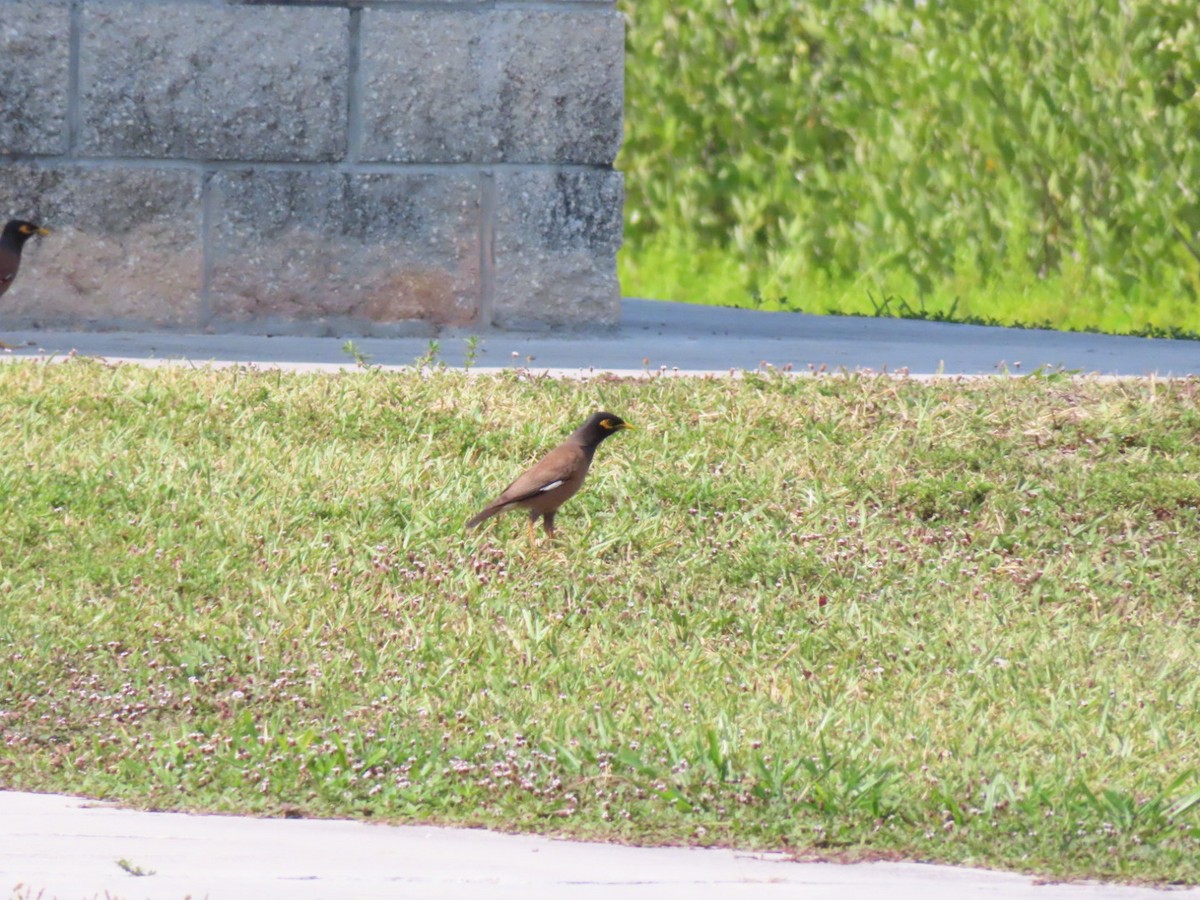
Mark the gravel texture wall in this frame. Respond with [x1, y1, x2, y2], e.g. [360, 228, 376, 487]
[0, 0, 624, 335]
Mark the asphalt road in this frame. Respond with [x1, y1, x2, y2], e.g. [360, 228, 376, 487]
[3, 298, 1198, 376]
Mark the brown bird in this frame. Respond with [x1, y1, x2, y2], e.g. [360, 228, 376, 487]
[1, 219, 50, 301]
[467, 411, 634, 539]
[1, 219, 50, 349]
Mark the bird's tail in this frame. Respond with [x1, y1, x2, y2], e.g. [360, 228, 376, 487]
[466, 505, 502, 529]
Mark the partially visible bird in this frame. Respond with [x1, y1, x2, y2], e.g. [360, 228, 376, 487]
[1, 219, 50, 302]
[467, 411, 634, 540]
[1, 219, 50, 349]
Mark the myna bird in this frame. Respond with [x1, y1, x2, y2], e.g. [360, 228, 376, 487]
[467, 411, 634, 539]
[1, 220, 50, 349]
[0, 219, 50, 301]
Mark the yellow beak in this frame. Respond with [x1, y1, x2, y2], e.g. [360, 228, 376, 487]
[35, 227, 51, 236]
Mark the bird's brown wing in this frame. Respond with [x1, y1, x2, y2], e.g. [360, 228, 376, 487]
[0, 246, 19, 300]
[494, 443, 586, 504]
[467, 442, 586, 526]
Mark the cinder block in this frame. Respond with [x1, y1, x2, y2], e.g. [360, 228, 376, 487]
[208, 170, 482, 332]
[0, 0, 70, 155]
[359, 10, 490, 164]
[80, 3, 348, 161]
[493, 9, 624, 165]
[0, 165, 203, 327]
[492, 170, 623, 328]
[360, 8, 623, 165]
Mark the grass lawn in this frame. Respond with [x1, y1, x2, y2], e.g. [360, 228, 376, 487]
[2, 360, 1199, 884]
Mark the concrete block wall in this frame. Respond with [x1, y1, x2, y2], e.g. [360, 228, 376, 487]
[0, 0, 624, 335]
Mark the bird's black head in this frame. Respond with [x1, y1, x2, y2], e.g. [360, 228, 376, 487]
[2, 220, 51, 250]
[578, 411, 634, 445]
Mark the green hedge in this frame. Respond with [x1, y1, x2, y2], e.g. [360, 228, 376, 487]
[619, 0, 1200, 329]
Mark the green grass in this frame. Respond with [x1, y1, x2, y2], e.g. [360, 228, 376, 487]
[2, 361, 1200, 884]
[619, 234, 1200, 340]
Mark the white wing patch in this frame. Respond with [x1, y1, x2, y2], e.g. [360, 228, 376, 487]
[537, 480, 564, 493]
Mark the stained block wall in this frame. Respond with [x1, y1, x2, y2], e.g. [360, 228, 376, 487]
[0, 0, 624, 335]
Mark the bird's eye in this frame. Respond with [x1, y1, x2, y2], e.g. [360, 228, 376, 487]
[19, 225, 33, 234]
[601, 419, 614, 429]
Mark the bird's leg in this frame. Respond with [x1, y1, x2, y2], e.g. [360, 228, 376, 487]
[543, 512, 557, 541]
[527, 511, 540, 547]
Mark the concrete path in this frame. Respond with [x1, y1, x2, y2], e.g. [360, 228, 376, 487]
[3, 301, 1199, 898]
[3, 790, 1197, 900]
[3, 299, 1198, 376]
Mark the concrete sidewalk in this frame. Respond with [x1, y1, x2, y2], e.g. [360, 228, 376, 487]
[3, 299, 1198, 375]
[3, 790, 1196, 900]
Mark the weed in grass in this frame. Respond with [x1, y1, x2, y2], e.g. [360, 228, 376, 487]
[116, 858, 155, 877]
[415, 340, 442, 370]
[341, 340, 373, 369]
[1, 363, 1199, 883]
